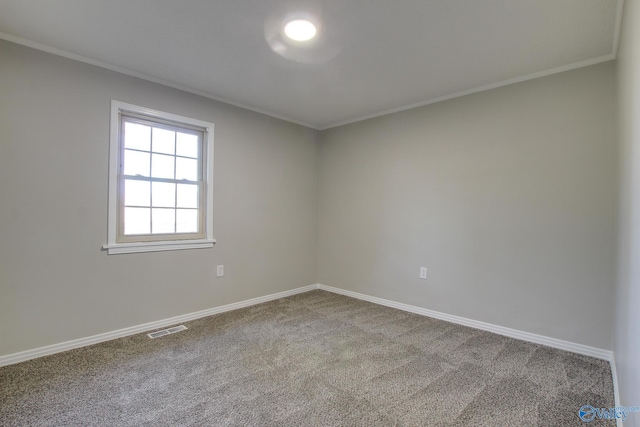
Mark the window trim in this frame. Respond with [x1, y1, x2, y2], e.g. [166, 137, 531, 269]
[104, 100, 215, 255]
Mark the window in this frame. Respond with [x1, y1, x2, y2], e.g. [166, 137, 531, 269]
[104, 101, 215, 254]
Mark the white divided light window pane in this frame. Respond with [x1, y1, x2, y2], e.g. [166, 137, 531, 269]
[124, 122, 151, 151]
[107, 101, 214, 251]
[177, 209, 198, 233]
[176, 157, 198, 181]
[124, 207, 150, 235]
[152, 127, 175, 155]
[124, 180, 150, 207]
[152, 182, 176, 208]
[177, 184, 198, 208]
[124, 150, 150, 177]
[152, 208, 175, 234]
[151, 153, 175, 179]
[176, 133, 199, 158]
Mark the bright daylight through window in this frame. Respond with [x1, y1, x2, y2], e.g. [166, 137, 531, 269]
[104, 101, 215, 254]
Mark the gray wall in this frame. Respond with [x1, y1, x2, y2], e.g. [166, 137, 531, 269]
[615, 0, 640, 421]
[0, 36, 621, 359]
[318, 62, 617, 349]
[0, 40, 319, 356]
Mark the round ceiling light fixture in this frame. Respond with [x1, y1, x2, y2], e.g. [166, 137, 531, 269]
[284, 19, 317, 41]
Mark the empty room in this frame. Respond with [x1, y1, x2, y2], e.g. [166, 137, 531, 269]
[1, 0, 639, 426]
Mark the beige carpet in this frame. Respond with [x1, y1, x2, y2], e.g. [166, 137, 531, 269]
[0, 290, 615, 426]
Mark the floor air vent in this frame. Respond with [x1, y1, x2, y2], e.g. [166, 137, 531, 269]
[148, 325, 187, 339]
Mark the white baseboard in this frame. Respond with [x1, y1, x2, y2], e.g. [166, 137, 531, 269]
[0, 284, 317, 367]
[317, 284, 621, 412]
[1, 282, 614, 369]
[610, 352, 623, 427]
[317, 284, 613, 361]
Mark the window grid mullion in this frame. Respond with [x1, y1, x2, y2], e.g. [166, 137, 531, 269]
[121, 178, 203, 209]
[149, 127, 154, 233]
[125, 205, 199, 210]
[198, 135, 203, 231]
[173, 131, 177, 233]
[122, 175, 200, 185]
[123, 147, 197, 161]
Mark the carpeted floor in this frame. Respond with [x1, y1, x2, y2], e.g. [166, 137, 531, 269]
[0, 290, 615, 426]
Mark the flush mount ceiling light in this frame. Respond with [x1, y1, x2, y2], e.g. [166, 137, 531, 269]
[284, 19, 317, 41]
[265, 12, 336, 63]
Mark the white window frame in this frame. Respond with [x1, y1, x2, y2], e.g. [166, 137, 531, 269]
[103, 100, 215, 254]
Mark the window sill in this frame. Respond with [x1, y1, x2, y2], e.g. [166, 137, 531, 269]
[102, 239, 216, 255]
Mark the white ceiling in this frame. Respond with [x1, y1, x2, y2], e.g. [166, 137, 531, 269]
[0, 0, 623, 130]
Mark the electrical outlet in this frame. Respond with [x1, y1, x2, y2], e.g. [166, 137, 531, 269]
[216, 265, 224, 277]
[419, 267, 428, 280]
